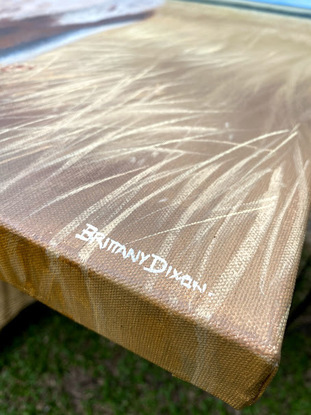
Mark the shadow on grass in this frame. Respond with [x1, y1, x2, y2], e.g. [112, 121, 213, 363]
[0, 302, 53, 352]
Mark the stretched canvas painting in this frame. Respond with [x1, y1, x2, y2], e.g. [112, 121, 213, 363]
[1, 0, 311, 409]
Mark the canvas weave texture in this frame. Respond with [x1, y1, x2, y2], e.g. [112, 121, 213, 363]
[0, 1, 311, 408]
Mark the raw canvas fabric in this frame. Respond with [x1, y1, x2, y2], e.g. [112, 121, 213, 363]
[0, 0, 311, 409]
[0, 281, 34, 330]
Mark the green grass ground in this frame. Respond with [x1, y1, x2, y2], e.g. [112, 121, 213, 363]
[0, 256, 310, 415]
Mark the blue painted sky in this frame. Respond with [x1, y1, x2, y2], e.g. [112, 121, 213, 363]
[244, 0, 311, 8]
